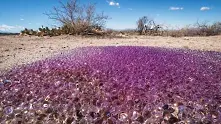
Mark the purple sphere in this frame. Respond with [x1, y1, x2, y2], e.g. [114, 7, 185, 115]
[0, 46, 221, 123]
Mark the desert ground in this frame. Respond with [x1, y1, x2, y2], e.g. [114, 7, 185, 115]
[0, 35, 221, 74]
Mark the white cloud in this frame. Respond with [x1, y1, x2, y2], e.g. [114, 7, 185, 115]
[169, 7, 184, 10]
[20, 18, 24, 21]
[0, 24, 15, 31]
[109, 1, 115, 6]
[0, 24, 24, 31]
[200, 7, 210, 11]
[107, 1, 120, 7]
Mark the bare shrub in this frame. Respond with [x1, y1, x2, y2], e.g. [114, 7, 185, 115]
[136, 16, 153, 35]
[20, 28, 37, 36]
[164, 21, 221, 37]
[194, 20, 211, 36]
[45, 0, 109, 35]
[136, 16, 163, 35]
[120, 29, 137, 36]
[165, 30, 183, 37]
[211, 22, 221, 35]
[193, 20, 221, 36]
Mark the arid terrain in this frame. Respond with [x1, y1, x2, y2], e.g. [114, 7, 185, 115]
[0, 35, 221, 74]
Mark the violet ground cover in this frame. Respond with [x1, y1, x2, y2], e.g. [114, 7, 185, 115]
[0, 46, 221, 123]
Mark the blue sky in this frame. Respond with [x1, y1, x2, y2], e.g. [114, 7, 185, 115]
[0, 0, 220, 32]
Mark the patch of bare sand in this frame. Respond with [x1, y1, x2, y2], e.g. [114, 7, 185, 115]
[1, 35, 221, 74]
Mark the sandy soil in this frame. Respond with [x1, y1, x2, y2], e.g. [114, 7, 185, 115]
[0, 35, 221, 74]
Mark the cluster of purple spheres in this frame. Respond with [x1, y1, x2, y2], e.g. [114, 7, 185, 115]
[0, 46, 221, 124]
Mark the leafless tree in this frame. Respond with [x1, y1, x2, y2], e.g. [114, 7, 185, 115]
[137, 16, 150, 34]
[136, 16, 163, 35]
[45, 0, 109, 35]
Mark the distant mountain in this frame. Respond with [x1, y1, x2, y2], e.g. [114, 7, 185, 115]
[0, 32, 19, 36]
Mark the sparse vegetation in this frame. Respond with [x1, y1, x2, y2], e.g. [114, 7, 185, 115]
[20, 0, 109, 37]
[135, 16, 221, 37]
[164, 21, 221, 37]
[20, 26, 60, 37]
[20, 2, 221, 38]
[20, 20, 221, 37]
